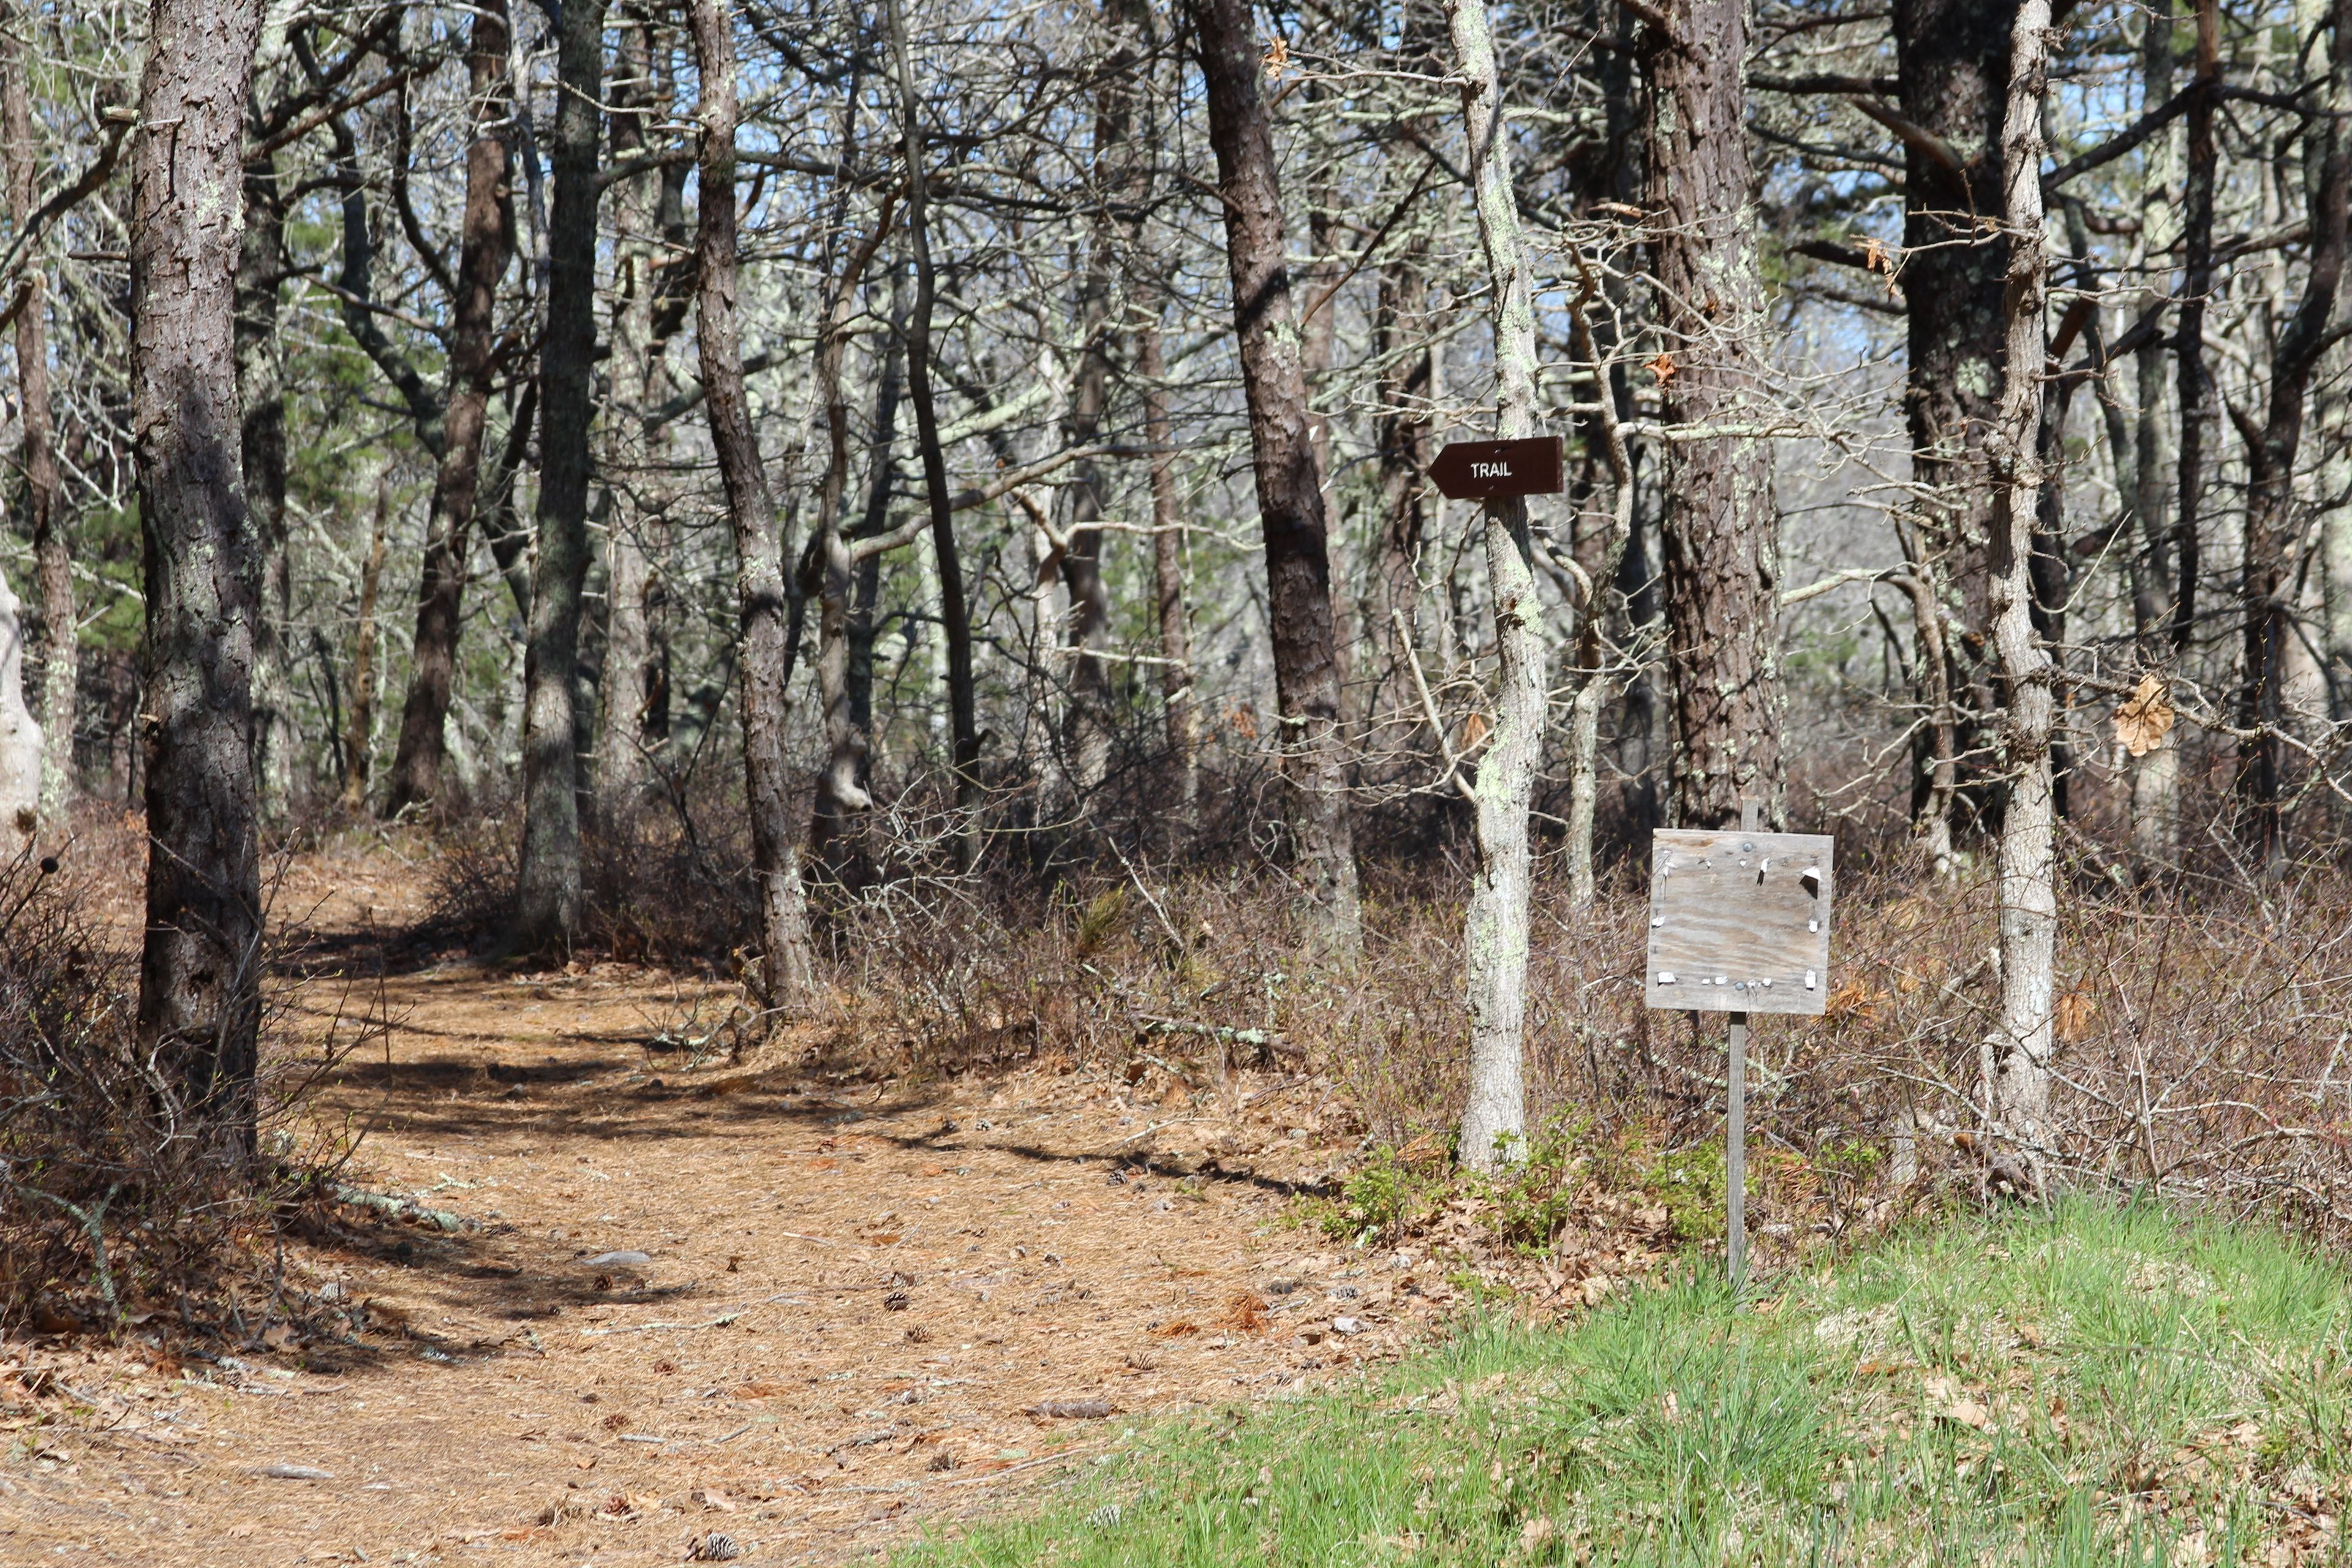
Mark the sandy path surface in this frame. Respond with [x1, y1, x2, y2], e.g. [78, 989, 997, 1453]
[0, 846, 1452, 1565]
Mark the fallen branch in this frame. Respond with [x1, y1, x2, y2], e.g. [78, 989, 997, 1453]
[331, 1184, 470, 1232]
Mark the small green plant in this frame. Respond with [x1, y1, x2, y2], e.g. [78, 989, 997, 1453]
[1642, 1142, 1750, 1241]
[1295, 1143, 1442, 1246]
[1473, 1113, 1591, 1252]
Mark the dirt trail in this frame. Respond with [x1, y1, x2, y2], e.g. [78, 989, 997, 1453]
[0, 842, 1456, 1566]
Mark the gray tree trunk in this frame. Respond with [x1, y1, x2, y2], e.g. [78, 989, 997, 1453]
[130, 0, 268, 1152]
[2, 14, 67, 826]
[688, 0, 818, 1011]
[516, 0, 606, 949]
[1988, 0, 2058, 1171]
[1448, 0, 1546, 1170]
[593, 10, 662, 813]
[0, 564, 39, 835]
[1137, 323, 1199, 823]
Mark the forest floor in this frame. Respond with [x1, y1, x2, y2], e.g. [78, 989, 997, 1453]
[0, 832, 1493, 1566]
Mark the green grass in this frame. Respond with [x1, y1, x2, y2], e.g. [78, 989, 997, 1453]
[897, 1200, 2352, 1565]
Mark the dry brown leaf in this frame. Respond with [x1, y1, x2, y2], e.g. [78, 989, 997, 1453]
[2114, 673, 2175, 757]
[2054, 990, 2097, 1043]
[1150, 1319, 1200, 1339]
[1261, 36, 1289, 78]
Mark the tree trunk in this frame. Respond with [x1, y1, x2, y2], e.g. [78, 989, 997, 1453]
[340, 475, 391, 812]
[234, 148, 291, 823]
[385, 0, 513, 820]
[1189, 0, 1360, 947]
[2232, 0, 2348, 868]
[1371, 243, 1433, 767]
[687, 0, 818, 1011]
[2130, 0, 2182, 869]
[0, 564, 37, 833]
[1987, 0, 2057, 1175]
[2173, 0, 2217, 663]
[1561, 293, 1637, 908]
[885, 0, 982, 850]
[129, 0, 268, 1152]
[1894, 0, 2015, 848]
[1447, 0, 1547, 1169]
[1055, 3, 1140, 805]
[1138, 323, 1199, 822]
[516, 0, 606, 950]
[593, 9, 661, 813]
[1646, 0, 1782, 828]
[0, 13, 68, 826]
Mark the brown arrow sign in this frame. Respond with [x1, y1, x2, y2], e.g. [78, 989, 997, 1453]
[1428, 435, 1564, 500]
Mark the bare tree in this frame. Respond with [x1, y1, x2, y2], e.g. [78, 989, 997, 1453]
[129, 0, 268, 1150]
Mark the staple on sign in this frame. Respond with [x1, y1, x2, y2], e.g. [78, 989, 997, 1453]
[1804, 970, 1817, 989]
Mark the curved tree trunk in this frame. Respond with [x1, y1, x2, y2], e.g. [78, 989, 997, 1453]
[130, 0, 268, 1154]
[385, 0, 513, 820]
[886, 0, 982, 858]
[687, 0, 818, 1011]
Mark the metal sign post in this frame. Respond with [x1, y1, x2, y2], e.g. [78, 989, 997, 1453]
[1641, 799, 1834, 1295]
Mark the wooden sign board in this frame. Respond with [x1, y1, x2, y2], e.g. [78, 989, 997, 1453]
[1642, 829, 1834, 1017]
[1429, 436, 1565, 500]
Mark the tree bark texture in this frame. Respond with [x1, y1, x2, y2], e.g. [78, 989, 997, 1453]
[2173, 0, 2217, 661]
[1987, 0, 2057, 1169]
[516, 0, 606, 949]
[130, 0, 268, 1150]
[1448, 0, 1547, 1170]
[1646, 0, 1784, 829]
[385, 0, 513, 819]
[1190, 0, 1361, 944]
[688, 0, 817, 1010]
[1894, 0, 2016, 611]
[592, 9, 661, 813]
[2, 15, 68, 825]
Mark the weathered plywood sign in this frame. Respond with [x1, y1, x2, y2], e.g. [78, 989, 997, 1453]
[1642, 829, 1835, 1017]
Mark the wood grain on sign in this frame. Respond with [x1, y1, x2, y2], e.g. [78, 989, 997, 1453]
[1642, 829, 1834, 1016]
